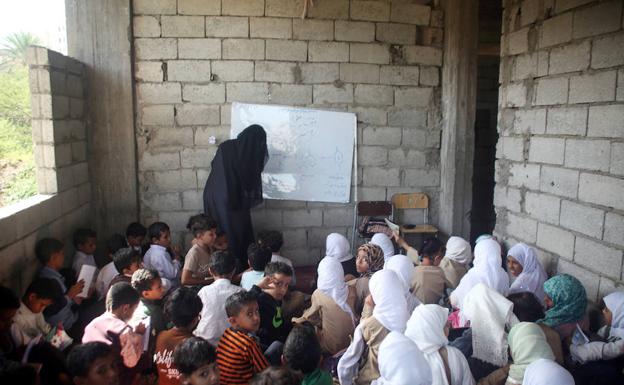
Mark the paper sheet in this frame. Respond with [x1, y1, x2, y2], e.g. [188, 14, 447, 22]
[77, 264, 97, 298]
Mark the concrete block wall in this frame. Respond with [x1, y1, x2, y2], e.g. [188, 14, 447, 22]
[133, 0, 445, 265]
[494, 0, 624, 300]
[0, 47, 92, 293]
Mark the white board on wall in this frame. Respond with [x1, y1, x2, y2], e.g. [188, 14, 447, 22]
[231, 102, 356, 203]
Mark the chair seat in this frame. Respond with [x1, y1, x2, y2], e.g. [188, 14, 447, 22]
[400, 224, 439, 234]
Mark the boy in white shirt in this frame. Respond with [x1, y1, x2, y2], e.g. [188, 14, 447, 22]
[11, 278, 63, 347]
[240, 243, 272, 290]
[143, 221, 181, 293]
[195, 250, 243, 346]
[72, 228, 97, 276]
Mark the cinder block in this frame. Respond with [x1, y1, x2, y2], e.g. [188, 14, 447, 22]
[323, 207, 354, 227]
[211, 60, 254, 81]
[354, 84, 393, 105]
[587, 104, 624, 138]
[539, 13, 572, 48]
[604, 212, 624, 247]
[390, 3, 430, 25]
[503, 83, 527, 107]
[561, 200, 605, 239]
[182, 84, 225, 104]
[151, 169, 197, 192]
[506, 27, 529, 56]
[509, 162, 541, 190]
[146, 127, 194, 148]
[573, 0, 622, 39]
[549, 40, 590, 75]
[546, 106, 587, 135]
[223, 39, 265, 60]
[134, 0, 176, 15]
[388, 148, 426, 168]
[579, 172, 624, 211]
[569, 71, 616, 104]
[335, 21, 375, 42]
[250, 17, 292, 39]
[350, 43, 390, 65]
[136, 61, 164, 82]
[500, 136, 524, 162]
[142, 192, 182, 211]
[349, 106, 388, 125]
[419, 66, 439, 86]
[265, 0, 302, 17]
[308, 42, 349, 62]
[507, 213, 538, 243]
[534, 77, 568, 105]
[555, 0, 594, 13]
[195, 126, 230, 145]
[134, 16, 161, 38]
[222, 0, 265, 16]
[575, 237, 622, 280]
[178, 39, 221, 59]
[537, 222, 574, 259]
[138, 83, 181, 104]
[363, 167, 400, 187]
[395, 87, 432, 108]
[617, 69, 624, 101]
[167, 60, 211, 82]
[268, 84, 312, 105]
[135, 38, 177, 60]
[362, 126, 401, 146]
[266, 40, 307, 61]
[404, 46, 442, 66]
[205, 17, 249, 38]
[525, 191, 560, 225]
[564, 139, 610, 172]
[299, 63, 339, 84]
[376, 23, 416, 45]
[313, 84, 353, 104]
[388, 108, 426, 127]
[404, 169, 440, 188]
[380, 65, 419, 86]
[178, 0, 220, 15]
[529, 137, 565, 165]
[226, 82, 269, 103]
[350, 1, 390, 22]
[181, 147, 216, 168]
[340, 63, 380, 84]
[540, 166, 579, 198]
[282, 209, 323, 227]
[611, 143, 624, 176]
[592, 33, 624, 69]
[520, 0, 540, 26]
[358, 146, 387, 166]
[514, 108, 546, 134]
[161, 16, 204, 37]
[557, 259, 599, 300]
[255, 61, 296, 83]
[69, 98, 85, 119]
[139, 151, 180, 171]
[176, 104, 220, 126]
[306, 0, 349, 20]
[71, 141, 86, 162]
[293, 19, 334, 41]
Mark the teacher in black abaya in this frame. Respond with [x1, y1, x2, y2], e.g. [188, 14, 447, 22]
[202, 124, 268, 270]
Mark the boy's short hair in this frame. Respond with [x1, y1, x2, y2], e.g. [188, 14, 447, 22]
[247, 243, 272, 271]
[250, 367, 303, 385]
[507, 291, 545, 322]
[225, 291, 257, 318]
[283, 322, 321, 374]
[173, 337, 216, 376]
[209, 250, 236, 276]
[0, 286, 20, 310]
[106, 233, 127, 255]
[35, 238, 64, 265]
[0, 363, 38, 384]
[131, 268, 160, 294]
[73, 228, 97, 248]
[112, 247, 142, 272]
[106, 282, 140, 311]
[264, 261, 293, 278]
[67, 342, 112, 378]
[24, 278, 62, 301]
[165, 287, 203, 328]
[257, 230, 283, 253]
[419, 237, 444, 259]
[148, 222, 170, 242]
[126, 222, 147, 238]
[186, 214, 217, 238]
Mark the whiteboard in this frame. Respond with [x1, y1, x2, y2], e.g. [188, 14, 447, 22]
[231, 102, 356, 203]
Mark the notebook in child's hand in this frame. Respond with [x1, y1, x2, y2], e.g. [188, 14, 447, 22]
[77, 264, 97, 297]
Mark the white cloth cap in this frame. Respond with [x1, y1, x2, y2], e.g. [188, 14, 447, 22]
[317, 257, 355, 323]
[523, 359, 574, 385]
[508, 243, 548, 306]
[325, 232, 353, 263]
[371, 233, 395, 262]
[372, 331, 432, 385]
[445, 236, 472, 265]
[370, 269, 408, 332]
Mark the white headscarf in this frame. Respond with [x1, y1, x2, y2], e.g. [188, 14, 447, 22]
[371, 331, 432, 385]
[325, 233, 353, 263]
[371, 233, 395, 262]
[450, 238, 509, 310]
[317, 257, 355, 324]
[461, 283, 518, 367]
[384, 254, 421, 314]
[445, 236, 472, 265]
[370, 269, 409, 332]
[604, 291, 624, 339]
[523, 359, 574, 385]
[508, 243, 548, 306]
[405, 305, 475, 385]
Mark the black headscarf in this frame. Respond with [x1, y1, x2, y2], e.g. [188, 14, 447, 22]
[219, 124, 268, 210]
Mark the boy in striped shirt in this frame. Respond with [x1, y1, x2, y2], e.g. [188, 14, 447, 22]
[216, 291, 268, 385]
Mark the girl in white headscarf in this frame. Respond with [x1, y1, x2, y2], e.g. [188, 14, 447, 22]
[450, 238, 509, 311]
[440, 236, 472, 289]
[292, 258, 356, 355]
[507, 243, 548, 306]
[523, 359, 574, 385]
[325, 233, 358, 279]
[405, 304, 475, 385]
[371, 233, 395, 262]
[371, 331, 432, 385]
[384, 254, 421, 314]
[338, 270, 408, 385]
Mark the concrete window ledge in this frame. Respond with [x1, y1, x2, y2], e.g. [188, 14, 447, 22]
[0, 194, 60, 250]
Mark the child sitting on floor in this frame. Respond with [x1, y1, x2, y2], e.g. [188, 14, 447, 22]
[411, 237, 451, 305]
[283, 322, 333, 385]
[95, 234, 127, 301]
[67, 342, 119, 385]
[216, 291, 268, 385]
[108, 247, 143, 289]
[130, 269, 167, 339]
[257, 230, 296, 285]
[182, 214, 218, 287]
[174, 337, 219, 385]
[251, 366, 303, 385]
[126, 222, 148, 255]
[72, 228, 98, 275]
[241, 243, 272, 290]
[144, 222, 181, 292]
[348, 243, 384, 317]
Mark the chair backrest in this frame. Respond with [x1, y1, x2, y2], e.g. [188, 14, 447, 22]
[356, 201, 393, 217]
[391, 193, 429, 209]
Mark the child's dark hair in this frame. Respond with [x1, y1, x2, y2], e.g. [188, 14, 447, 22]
[283, 322, 321, 374]
[186, 214, 217, 238]
[225, 290, 257, 318]
[106, 233, 127, 255]
[0, 286, 19, 310]
[67, 342, 113, 378]
[507, 291, 545, 322]
[131, 268, 160, 294]
[126, 222, 147, 238]
[209, 250, 236, 276]
[0, 364, 37, 384]
[148, 222, 170, 242]
[250, 367, 303, 385]
[73, 228, 97, 248]
[24, 278, 62, 302]
[257, 230, 284, 253]
[419, 237, 444, 260]
[265, 261, 293, 277]
[35, 238, 64, 264]
[174, 337, 216, 376]
[247, 243, 272, 271]
[106, 282, 140, 311]
[112, 247, 142, 273]
[165, 287, 203, 328]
